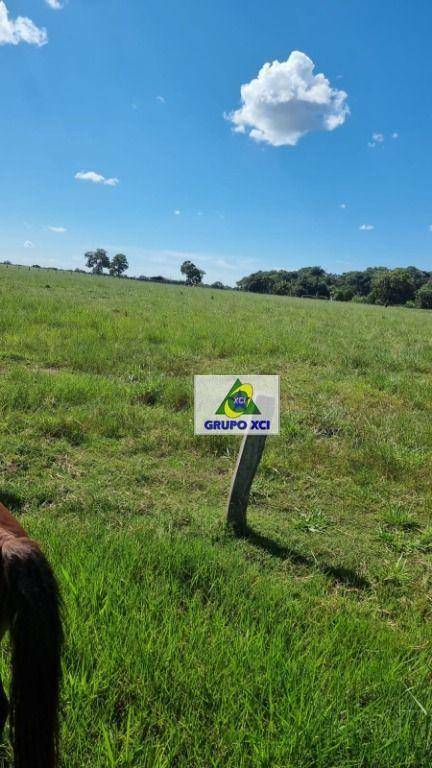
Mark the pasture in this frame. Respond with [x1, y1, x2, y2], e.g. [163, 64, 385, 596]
[1, 264, 432, 766]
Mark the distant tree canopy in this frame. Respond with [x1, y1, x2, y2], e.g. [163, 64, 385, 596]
[85, 249, 111, 274]
[180, 260, 205, 286]
[109, 253, 129, 277]
[85, 249, 129, 277]
[237, 267, 332, 298]
[237, 265, 432, 309]
[416, 281, 432, 309]
[369, 268, 416, 306]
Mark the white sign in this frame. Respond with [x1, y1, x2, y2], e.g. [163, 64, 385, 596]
[194, 375, 279, 436]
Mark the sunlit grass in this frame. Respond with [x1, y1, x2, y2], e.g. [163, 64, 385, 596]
[1, 264, 432, 766]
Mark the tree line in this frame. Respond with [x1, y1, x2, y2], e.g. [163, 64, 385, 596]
[236, 266, 432, 309]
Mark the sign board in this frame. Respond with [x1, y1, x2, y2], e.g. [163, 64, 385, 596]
[194, 375, 279, 436]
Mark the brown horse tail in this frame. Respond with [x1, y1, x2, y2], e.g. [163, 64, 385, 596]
[2, 536, 62, 768]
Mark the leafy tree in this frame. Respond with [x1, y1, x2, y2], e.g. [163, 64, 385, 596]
[369, 269, 416, 305]
[85, 249, 110, 275]
[416, 282, 432, 309]
[180, 260, 205, 286]
[109, 253, 129, 277]
[237, 271, 278, 293]
[332, 286, 355, 302]
[211, 281, 225, 289]
[236, 264, 432, 306]
[292, 268, 330, 298]
[272, 280, 292, 296]
[405, 266, 430, 291]
[336, 268, 383, 296]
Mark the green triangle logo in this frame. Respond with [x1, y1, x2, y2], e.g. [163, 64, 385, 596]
[216, 378, 261, 417]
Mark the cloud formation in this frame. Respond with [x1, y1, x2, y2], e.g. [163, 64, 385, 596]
[24, 240, 35, 248]
[0, 1, 47, 46]
[359, 224, 374, 231]
[368, 131, 399, 148]
[227, 51, 349, 147]
[75, 171, 119, 187]
[48, 226, 67, 233]
[368, 132, 384, 148]
[45, 0, 63, 8]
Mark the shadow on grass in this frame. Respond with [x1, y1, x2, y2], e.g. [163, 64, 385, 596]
[0, 489, 24, 513]
[244, 526, 370, 591]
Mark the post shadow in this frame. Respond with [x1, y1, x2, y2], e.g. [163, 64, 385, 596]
[244, 526, 370, 590]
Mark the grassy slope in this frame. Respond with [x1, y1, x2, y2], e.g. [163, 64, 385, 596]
[1, 264, 432, 766]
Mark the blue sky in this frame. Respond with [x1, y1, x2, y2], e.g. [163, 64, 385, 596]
[1, 0, 432, 284]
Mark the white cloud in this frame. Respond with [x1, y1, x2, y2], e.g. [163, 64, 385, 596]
[392, 132, 399, 139]
[359, 224, 374, 231]
[24, 240, 35, 248]
[226, 51, 349, 147]
[75, 171, 119, 187]
[369, 132, 385, 148]
[156, 96, 166, 104]
[48, 226, 67, 233]
[340, 203, 347, 209]
[45, 0, 63, 8]
[0, 1, 47, 46]
[174, 209, 181, 216]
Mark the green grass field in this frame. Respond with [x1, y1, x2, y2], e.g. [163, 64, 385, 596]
[1, 263, 432, 766]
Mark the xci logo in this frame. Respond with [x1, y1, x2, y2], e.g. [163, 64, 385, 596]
[216, 379, 261, 418]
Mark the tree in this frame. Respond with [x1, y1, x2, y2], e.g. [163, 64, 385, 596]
[236, 264, 432, 304]
[416, 282, 432, 309]
[336, 268, 383, 297]
[369, 269, 416, 305]
[237, 271, 275, 293]
[211, 281, 225, 289]
[292, 267, 330, 298]
[85, 249, 110, 274]
[332, 286, 355, 302]
[109, 253, 129, 277]
[272, 280, 292, 296]
[180, 260, 205, 286]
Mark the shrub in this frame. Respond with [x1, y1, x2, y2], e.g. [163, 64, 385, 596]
[416, 282, 432, 309]
[332, 287, 354, 302]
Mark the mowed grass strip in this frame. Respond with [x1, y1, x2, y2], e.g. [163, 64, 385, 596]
[1, 265, 432, 765]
